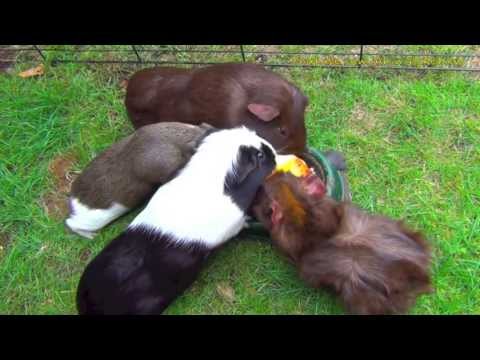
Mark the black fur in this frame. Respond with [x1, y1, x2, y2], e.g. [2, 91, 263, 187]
[77, 227, 210, 315]
[76, 133, 276, 315]
[224, 143, 276, 212]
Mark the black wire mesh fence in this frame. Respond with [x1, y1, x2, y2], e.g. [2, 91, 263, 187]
[2, 45, 480, 72]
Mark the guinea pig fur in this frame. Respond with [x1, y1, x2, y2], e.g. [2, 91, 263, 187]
[125, 63, 309, 154]
[66, 122, 215, 239]
[252, 172, 433, 315]
[76, 126, 277, 315]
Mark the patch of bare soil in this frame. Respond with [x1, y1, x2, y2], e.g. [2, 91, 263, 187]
[0, 231, 12, 253]
[79, 248, 92, 262]
[216, 282, 236, 304]
[41, 154, 79, 219]
[42, 192, 70, 220]
[349, 103, 378, 135]
[48, 154, 78, 192]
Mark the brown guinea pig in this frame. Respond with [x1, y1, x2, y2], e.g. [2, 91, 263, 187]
[252, 172, 433, 315]
[125, 63, 309, 154]
[66, 122, 214, 239]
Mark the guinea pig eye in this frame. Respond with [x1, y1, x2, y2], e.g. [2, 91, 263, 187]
[257, 150, 264, 159]
[279, 127, 288, 136]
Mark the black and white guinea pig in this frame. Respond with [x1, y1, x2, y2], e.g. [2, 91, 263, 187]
[76, 126, 277, 315]
[66, 122, 214, 239]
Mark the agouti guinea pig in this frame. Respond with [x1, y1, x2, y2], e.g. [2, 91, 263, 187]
[76, 127, 277, 315]
[66, 122, 214, 239]
[125, 63, 309, 154]
[252, 172, 433, 315]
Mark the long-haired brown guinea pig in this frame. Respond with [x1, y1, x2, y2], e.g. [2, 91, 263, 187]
[252, 172, 433, 315]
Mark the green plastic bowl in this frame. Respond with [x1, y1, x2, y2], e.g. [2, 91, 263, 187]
[243, 147, 351, 238]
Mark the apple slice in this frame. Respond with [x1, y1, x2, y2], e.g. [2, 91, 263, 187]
[274, 154, 313, 178]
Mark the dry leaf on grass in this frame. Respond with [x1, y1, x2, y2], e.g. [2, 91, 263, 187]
[216, 282, 236, 303]
[18, 64, 45, 78]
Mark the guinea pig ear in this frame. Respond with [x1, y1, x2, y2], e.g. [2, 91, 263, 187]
[247, 103, 280, 122]
[271, 200, 284, 226]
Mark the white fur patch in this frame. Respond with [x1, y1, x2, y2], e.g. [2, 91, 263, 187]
[66, 198, 129, 239]
[129, 126, 276, 248]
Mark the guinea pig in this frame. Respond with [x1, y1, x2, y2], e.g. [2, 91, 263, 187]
[252, 172, 433, 315]
[125, 63, 309, 154]
[76, 126, 277, 315]
[66, 122, 215, 239]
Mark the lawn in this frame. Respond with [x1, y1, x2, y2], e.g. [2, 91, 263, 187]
[0, 49, 479, 314]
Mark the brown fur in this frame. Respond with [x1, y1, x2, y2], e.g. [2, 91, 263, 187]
[70, 122, 213, 209]
[125, 63, 309, 154]
[252, 172, 433, 315]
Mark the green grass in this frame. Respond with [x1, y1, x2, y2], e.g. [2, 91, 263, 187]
[1, 55, 479, 314]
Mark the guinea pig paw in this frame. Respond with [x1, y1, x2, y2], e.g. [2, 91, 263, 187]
[64, 218, 97, 240]
[65, 222, 97, 239]
[75, 229, 97, 240]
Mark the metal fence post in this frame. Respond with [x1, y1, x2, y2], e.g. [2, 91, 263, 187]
[33, 45, 46, 61]
[358, 45, 364, 68]
[240, 45, 246, 62]
[132, 45, 143, 63]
